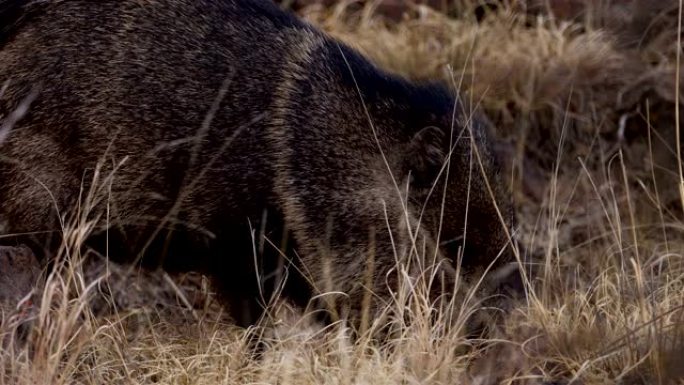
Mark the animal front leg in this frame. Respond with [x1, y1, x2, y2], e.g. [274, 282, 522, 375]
[0, 245, 41, 320]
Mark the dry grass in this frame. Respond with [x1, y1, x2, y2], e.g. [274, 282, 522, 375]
[2, 1, 684, 384]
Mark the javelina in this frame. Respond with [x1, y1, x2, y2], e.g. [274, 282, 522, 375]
[0, 0, 517, 327]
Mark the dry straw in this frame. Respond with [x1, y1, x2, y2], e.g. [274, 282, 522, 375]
[2, 1, 684, 384]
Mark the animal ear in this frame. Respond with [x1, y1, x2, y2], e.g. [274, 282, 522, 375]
[406, 126, 447, 187]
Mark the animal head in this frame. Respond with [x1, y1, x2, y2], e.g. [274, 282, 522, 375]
[391, 82, 515, 274]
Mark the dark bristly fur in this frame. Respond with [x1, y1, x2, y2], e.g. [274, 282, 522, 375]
[0, 0, 517, 328]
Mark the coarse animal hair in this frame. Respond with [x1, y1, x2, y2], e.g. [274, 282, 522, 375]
[0, 0, 518, 329]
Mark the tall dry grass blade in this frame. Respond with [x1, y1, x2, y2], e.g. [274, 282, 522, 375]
[677, 0, 684, 215]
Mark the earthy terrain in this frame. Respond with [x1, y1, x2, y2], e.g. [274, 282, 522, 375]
[1, 1, 684, 384]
